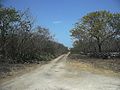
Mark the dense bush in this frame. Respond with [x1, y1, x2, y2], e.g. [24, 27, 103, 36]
[0, 8, 68, 63]
[70, 11, 120, 58]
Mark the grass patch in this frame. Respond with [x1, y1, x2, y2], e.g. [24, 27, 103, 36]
[0, 61, 47, 83]
[67, 54, 120, 77]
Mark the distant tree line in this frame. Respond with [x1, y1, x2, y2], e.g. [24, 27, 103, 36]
[70, 11, 120, 58]
[0, 7, 68, 63]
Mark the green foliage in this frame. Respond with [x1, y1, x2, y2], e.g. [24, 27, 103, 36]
[71, 10, 120, 53]
[0, 8, 68, 63]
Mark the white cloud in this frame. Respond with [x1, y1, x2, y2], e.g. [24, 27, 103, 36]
[52, 21, 62, 24]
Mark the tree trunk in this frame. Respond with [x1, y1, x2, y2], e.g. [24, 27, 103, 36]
[97, 38, 102, 52]
[98, 44, 102, 52]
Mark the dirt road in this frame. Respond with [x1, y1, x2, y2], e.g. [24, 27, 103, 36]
[0, 53, 120, 90]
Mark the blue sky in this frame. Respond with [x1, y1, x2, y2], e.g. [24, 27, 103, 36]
[4, 0, 120, 47]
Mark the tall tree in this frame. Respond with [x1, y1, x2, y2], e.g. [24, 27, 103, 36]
[0, 8, 20, 59]
[0, 7, 68, 63]
[71, 11, 120, 53]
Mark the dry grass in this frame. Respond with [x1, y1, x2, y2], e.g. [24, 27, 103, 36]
[0, 61, 47, 83]
[66, 59, 120, 77]
[68, 54, 120, 72]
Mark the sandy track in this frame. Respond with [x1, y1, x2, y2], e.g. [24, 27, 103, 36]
[0, 53, 120, 90]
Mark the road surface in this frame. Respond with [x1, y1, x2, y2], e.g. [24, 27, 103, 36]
[0, 53, 120, 90]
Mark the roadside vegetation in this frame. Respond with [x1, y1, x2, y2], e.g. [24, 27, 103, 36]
[68, 54, 120, 73]
[0, 5, 68, 80]
[70, 11, 120, 73]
